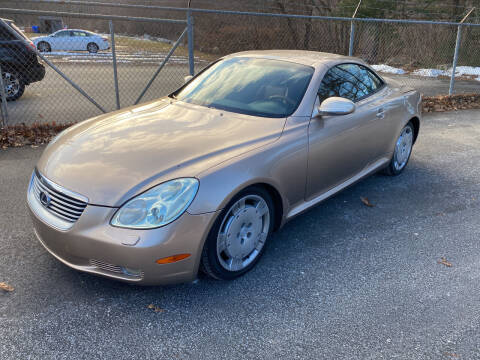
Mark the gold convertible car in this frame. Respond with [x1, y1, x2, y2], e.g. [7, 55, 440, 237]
[27, 50, 421, 285]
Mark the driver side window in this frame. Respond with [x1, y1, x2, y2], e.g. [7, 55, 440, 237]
[318, 63, 384, 103]
[55, 31, 70, 37]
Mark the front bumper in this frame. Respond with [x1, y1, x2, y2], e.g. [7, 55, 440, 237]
[25, 62, 45, 84]
[28, 198, 218, 285]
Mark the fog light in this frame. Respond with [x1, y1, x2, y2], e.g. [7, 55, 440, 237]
[121, 267, 142, 277]
[156, 253, 191, 264]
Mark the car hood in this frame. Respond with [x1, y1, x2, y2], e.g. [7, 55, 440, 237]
[37, 98, 285, 207]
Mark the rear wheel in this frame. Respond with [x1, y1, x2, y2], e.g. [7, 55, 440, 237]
[1, 70, 25, 101]
[383, 122, 414, 176]
[201, 186, 274, 280]
[37, 41, 51, 52]
[87, 43, 99, 53]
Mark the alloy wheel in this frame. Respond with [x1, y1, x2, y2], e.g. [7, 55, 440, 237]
[2, 72, 20, 98]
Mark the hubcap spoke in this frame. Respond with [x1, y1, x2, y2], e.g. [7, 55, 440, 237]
[217, 233, 228, 252]
[229, 257, 244, 271]
[255, 201, 268, 218]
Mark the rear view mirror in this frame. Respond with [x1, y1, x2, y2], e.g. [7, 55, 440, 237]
[317, 97, 355, 116]
[184, 75, 193, 84]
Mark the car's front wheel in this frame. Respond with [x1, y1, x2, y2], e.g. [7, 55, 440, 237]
[1, 70, 25, 101]
[87, 43, 99, 53]
[384, 122, 415, 176]
[201, 186, 274, 280]
[37, 41, 51, 52]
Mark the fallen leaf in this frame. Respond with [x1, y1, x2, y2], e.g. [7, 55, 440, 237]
[444, 352, 459, 358]
[0, 282, 14, 292]
[437, 257, 452, 267]
[147, 304, 165, 313]
[360, 197, 375, 207]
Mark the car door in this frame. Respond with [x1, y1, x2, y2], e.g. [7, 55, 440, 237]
[71, 31, 88, 50]
[306, 63, 387, 201]
[51, 30, 72, 51]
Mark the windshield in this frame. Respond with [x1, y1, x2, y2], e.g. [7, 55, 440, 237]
[173, 57, 314, 118]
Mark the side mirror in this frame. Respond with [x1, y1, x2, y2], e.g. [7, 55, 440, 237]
[184, 75, 193, 84]
[317, 97, 355, 116]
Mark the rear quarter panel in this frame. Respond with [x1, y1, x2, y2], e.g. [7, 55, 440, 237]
[382, 87, 422, 156]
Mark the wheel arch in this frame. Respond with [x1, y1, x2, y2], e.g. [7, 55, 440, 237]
[409, 116, 420, 144]
[201, 180, 285, 233]
[246, 182, 284, 232]
[37, 41, 50, 50]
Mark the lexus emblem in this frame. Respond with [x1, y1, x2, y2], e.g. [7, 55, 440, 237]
[39, 191, 51, 207]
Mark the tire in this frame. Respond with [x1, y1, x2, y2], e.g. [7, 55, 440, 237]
[383, 121, 415, 176]
[87, 43, 99, 53]
[200, 186, 275, 280]
[1, 70, 25, 101]
[37, 41, 51, 52]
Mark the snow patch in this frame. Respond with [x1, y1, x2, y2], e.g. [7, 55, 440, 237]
[411, 69, 448, 77]
[371, 64, 406, 75]
[454, 66, 480, 77]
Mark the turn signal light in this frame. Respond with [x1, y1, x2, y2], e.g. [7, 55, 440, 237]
[156, 253, 191, 264]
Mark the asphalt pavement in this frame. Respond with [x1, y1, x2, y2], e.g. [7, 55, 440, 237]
[1, 110, 480, 359]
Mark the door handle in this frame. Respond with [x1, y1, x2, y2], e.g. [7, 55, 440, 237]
[376, 108, 385, 119]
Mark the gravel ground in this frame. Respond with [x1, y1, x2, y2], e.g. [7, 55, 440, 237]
[1, 110, 480, 359]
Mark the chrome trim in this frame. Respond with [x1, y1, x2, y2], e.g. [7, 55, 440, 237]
[27, 171, 88, 231]
[90, 259, 144, 279]
[35, 168, 89, 204]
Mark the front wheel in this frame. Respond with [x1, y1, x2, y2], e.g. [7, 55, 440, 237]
[200, 187, 274, 280]
[1, 71, 25, 101]
[87, 43, 99, 53]
[37, 41, 51, 52]
[383, 122, 415, 176]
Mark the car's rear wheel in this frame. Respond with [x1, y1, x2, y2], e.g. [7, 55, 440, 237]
[37, 41, 51, 52]
[1, 70, 25, 101]
[384, 122, 414, 176]
[201, 187, 274, 280]
[87, 43, 99, 53]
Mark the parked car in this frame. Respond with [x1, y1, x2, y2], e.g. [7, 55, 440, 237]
[0, 18, 45, 101]
[27, 51, 421, 285]
[33, 29, 109, 53]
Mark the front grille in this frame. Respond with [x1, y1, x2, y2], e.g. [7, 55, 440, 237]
[90, 259, 123, 274]
[31, 170, 87, 223]
[90, 259, 144, 279]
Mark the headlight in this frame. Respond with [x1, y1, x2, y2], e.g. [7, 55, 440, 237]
[111, 178, 199, 229]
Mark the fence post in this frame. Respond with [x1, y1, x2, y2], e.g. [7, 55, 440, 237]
[349, 20, 355, 56]
[449, 8, 475, 95]
[349, 0, 362, 57]
[0, 65, 8, 127]
[449, 25, 462, 95]
[187, 9, 195, 76]
[109, 20, 120, 110]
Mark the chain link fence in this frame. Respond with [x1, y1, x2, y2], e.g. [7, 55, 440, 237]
[1, 5, 480, 127]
